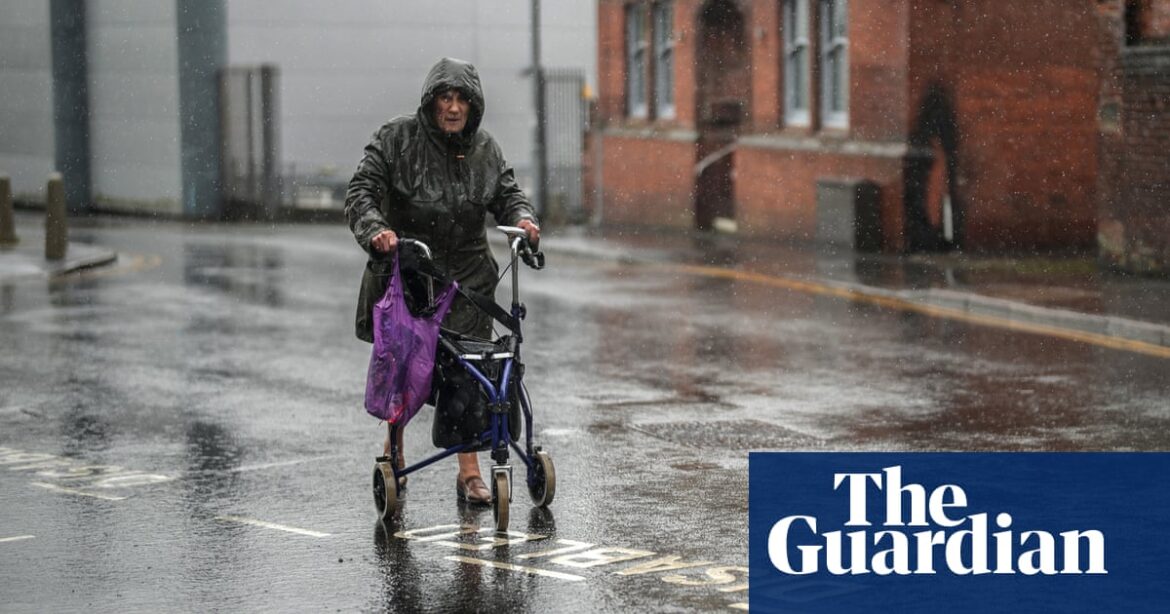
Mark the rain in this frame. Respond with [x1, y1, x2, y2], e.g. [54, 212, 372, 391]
[2, 1, 1169, 612]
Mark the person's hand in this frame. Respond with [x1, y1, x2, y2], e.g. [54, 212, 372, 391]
[517, 219, 540, 250]
[370, 229, 398, 254]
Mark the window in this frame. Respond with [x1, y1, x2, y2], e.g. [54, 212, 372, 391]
[820, 0, 849, 128]
[653, 1, 675, 118]
[626, 4, 649, 118]
[783, 0, 811, 125]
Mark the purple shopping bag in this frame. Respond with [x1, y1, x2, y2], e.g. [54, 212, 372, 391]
[364, 254, 457, 424]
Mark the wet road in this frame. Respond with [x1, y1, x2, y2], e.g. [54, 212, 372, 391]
[2, 218, 1168, 612]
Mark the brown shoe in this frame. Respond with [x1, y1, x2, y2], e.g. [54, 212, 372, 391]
[456, 475, 491, 505]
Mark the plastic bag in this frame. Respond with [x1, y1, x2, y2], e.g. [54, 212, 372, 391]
[364, 254, 457, 424]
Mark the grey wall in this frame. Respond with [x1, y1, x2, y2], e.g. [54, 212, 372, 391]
[0, 0, 596, 214]
[225, 0, 597, 192]
[87, 0, 184, 213]
[0, 0, 55, 201]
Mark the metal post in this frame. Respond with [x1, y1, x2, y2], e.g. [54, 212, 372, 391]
[0, 175, 17, 246]
[592, 110, 604, 228]
[260, 64, 281, 218]
[45, 173, 67, 260]
[531, 0, 548, 220]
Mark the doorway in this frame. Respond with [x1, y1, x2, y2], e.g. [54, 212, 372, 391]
[694, 0, 750, 231]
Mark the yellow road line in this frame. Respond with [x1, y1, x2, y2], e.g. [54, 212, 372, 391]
[651, 262, 1170, 360]
[215, 515, 331, 538]
[31, 482, 127, 501]
[0, 535, 35, 543]
[445, 555, 587, 581]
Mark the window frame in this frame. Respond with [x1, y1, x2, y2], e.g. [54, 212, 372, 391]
[819, 0, 849, 129]
[783, 0, 811, 126]
[626, 3, 650, 119]
[652, 1, 676, 119]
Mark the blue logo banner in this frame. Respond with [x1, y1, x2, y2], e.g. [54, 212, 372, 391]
[749, 453, 1170, 613]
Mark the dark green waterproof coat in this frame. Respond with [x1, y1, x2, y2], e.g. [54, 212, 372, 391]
[345, 58, 537, 342]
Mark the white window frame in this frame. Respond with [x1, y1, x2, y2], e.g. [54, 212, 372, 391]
[653, 1, 675, 119]
[783, 0, 811, 126]
[819, 0, 849, 129]
[626, 4, 649, 118]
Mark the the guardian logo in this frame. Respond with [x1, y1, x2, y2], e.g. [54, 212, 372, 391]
[768, 466, 1107, 576]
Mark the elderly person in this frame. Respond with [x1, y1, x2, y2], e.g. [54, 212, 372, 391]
[345, 57, 540, 505]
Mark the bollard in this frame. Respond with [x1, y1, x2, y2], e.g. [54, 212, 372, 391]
[0, 175, 17, 246]
[45, 173, 67, 260]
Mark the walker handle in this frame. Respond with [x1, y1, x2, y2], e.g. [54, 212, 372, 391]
[397, 238, 432, 260]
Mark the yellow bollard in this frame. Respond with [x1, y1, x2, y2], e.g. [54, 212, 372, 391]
[45, 173, 67, 260]
[0, 175, 16, 246]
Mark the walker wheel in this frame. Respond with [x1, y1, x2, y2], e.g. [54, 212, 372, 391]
[528, 449, 556, 508]
[373, 462, 399, 519]
[491, 471, 510, 533]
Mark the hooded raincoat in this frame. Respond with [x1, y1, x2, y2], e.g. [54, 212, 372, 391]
[346, 58, 538, 342]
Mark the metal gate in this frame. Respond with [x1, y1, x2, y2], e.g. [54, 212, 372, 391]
[219, 64, 281, 220]
[543, 68, 587, 223]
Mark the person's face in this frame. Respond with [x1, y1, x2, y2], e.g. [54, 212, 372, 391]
[434, 89, 470, 134]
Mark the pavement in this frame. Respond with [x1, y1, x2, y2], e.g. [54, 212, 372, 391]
[2, 211, 1167, 349]
[540, 225, 1170, 351]
[0, 212, 117, 281]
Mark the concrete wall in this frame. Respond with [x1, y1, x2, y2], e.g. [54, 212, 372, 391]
[225, 0, 598, 191]
[0, 0, 55, 202]
[0, 0, 596, 216]
[86, 0, 183, 213]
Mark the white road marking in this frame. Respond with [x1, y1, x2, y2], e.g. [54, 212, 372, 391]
[215, 515, 331, 538]
[516, 539, 594, 559]
[226, 455, 345, 474]
[31, 482, 127, 501]
[445, 555, 586, 581]
[0, 535, 35, 543]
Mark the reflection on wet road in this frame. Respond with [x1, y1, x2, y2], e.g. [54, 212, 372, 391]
[1, 219, 1167, 611]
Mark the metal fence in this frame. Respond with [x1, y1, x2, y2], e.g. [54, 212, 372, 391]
[543, 68, 587, 223]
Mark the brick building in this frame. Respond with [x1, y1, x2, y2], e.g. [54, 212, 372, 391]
[596, 0, 1104, 253]
[1097, 0, 1170, 275]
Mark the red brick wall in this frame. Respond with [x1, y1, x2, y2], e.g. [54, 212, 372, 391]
[1097, 0, 1127, 266]
[1131, 0, 1170, 41]
[674, 0, 702, 128]
[600, 134, 697, 229]
[597, 0, 1103, 254]
[1155, 1, 1170, 38]
[598, 0, 703, 129]
[849, 1, 911, 140]
[1098, 0, 1170, 275]
[747, 0, 780, 132]
[908, 1, 1100, 251]
[748, 0, 910, 139]
[730, 3, 912, 250]
[735, 146, 905, 243]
